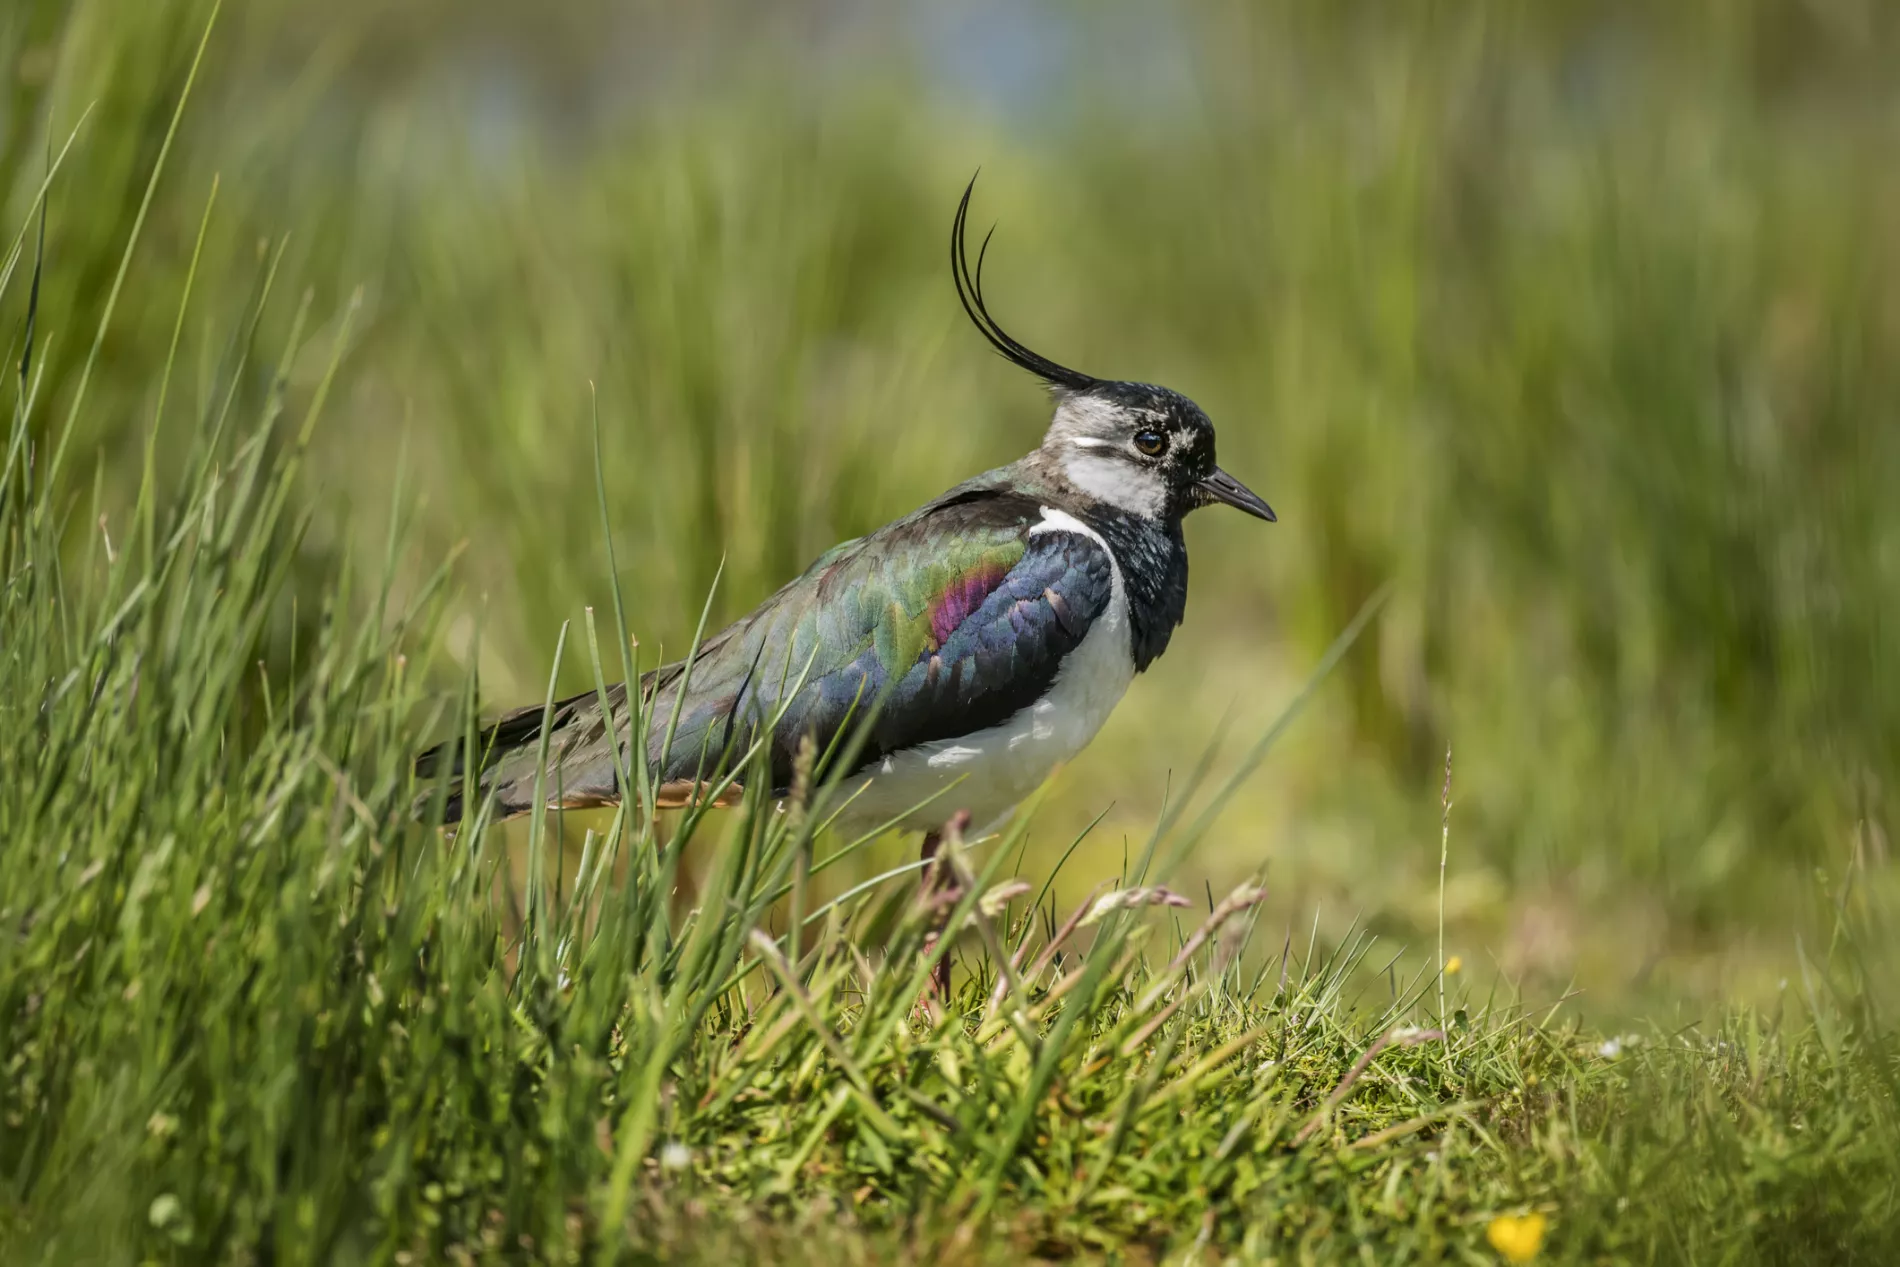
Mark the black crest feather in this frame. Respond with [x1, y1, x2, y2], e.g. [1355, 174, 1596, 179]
[951, 175, 1096, 392]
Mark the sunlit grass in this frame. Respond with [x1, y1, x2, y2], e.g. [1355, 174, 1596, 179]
[3, 1, 1899, 1260]
[3, 129, 1897, 1260]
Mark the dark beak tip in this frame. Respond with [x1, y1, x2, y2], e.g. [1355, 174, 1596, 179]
[1200, 467, 1276, 523]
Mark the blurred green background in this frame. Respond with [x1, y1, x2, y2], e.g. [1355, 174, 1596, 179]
[5, 0, 1896, 1014]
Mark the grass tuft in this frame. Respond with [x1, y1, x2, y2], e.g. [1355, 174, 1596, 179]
[3, 4, 1899, 1261]
[1, 183, 1895, 1262]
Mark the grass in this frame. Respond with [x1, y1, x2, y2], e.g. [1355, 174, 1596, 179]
[3, 0, 1897, 1012]
[3, 0, 1900, 1018]
[3, 139, 1898, 1261]
[3, 0, 1900, 1261]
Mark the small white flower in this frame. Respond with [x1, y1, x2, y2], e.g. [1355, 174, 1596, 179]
[1599, 1032, 1642, 1059]
[659, 1141, 692, 1171]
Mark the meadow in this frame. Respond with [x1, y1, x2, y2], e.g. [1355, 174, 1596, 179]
[2, 0, 1898, 1261]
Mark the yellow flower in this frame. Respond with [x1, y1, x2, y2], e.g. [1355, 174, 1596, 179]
[1486, 1212, 1548, 1263]
[1444, 955, 1463, 975]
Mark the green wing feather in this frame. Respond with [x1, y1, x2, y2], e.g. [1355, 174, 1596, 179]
[420, 468, 1116, 822]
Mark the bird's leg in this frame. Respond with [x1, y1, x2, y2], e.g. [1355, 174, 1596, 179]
[919, 828, 951, 997]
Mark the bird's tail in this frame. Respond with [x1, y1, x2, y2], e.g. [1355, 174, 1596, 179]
[414, 688, 627, 826]
[414, 673, 743, 827]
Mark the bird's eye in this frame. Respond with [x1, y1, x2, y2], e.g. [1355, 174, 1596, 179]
[1133, 430, 1168, 457]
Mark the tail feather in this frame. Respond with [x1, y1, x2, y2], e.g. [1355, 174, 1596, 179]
[416, 651, 763, 827]
[413, 697, 559, 781]
[415, 687, 626, 826]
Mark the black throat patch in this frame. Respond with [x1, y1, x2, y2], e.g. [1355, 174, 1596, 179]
[1083, 509, 1189, 671]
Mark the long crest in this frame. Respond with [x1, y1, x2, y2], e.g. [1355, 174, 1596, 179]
[952, 175, 1097, 392]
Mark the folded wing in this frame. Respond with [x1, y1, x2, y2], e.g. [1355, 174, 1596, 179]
[420, 486, 1116, 822]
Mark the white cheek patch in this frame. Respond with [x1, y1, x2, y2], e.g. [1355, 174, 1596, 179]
[1061, 451, 1167, 518]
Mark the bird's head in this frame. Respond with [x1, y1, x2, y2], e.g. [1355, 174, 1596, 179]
[1038, 381, 1273, 522]
[951, 178, 1275, 526]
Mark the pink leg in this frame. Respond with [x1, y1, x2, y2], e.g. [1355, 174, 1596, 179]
[920, 828, 951, 997]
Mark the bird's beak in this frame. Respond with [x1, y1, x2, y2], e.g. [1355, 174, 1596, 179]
[1196, 467, 1276, 522]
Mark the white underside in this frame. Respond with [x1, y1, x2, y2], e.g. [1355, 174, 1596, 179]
[831, 508, 1135, 840]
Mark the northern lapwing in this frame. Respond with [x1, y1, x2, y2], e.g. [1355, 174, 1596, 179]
[418, 178, 1275, 942]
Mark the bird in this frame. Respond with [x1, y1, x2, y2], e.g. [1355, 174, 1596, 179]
[416, 177, 1275, 927]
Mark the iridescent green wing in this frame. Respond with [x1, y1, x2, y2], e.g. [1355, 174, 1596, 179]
[429, 480, 1116, 817]
[645, 485, 1115, 792]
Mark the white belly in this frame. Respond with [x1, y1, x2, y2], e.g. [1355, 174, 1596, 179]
[832, 509, 1134, 839]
